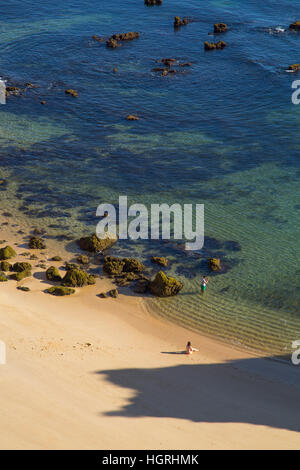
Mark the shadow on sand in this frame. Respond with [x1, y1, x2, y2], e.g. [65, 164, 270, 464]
[95, 356, 300, 433]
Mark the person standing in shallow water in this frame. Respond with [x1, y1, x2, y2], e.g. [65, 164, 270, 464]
[201, 275, 209, 293]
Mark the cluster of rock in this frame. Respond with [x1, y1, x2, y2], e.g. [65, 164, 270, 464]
[144, 0, 162, 5]
[65, 89, 78, 98]
[152, 58, 192, 76]
[214, 23, 228, 33]
[106, 32, 140, 48]
[0, 247, 32, 282]
[204, 41, 226, 50]
[174, 16, 188, 28]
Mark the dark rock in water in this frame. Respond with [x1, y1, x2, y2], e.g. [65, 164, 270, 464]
[0, 245, 16, 260]
[77, 233, 117, 253]
[92, 34, 105, 42]
[179, 62, 192, 67]
[214, 23, 228, 33]
[77, 254, 89, 264]
[112, 32, 140, 41]
[144, 0, 162, 5]
[62, 268, 95, 287]
[2, 212, 12, 217]
[6, 86, 22, 97]
[123, 258, 145, 273]
[65, 89, 78, 98]
[0, 261, 12, 271]
[174, 16, 188, 27]
[126, 114, 139, 121]
[41, 100, 46, 105]
[17, 286, 30, 292]
[289, 21, 300, 30]
[150, 271, 183, 297]
[106, 38, 120, 48]
[0, 272, 8, 282]
[151, 256, 169, 267]
[208, 258, 221, 271]
[29, 236, 46, 249]
[109, 288, 118, 298]
[12, 270, 31, 281]
[113, 67, 118, 73]
[204, 40, 226, 50]
[161, 58, 177, 67]
[13, 262, 32, 272]
[46, 266, 62, 282]
[46, 286, 75, 296]
[288, 64, 300, 71]
[133, 279, 150, 294]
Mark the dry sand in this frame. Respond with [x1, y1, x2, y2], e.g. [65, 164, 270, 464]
[0, 236, 300, 450]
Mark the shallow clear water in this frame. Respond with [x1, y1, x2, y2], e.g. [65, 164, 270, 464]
[0, 0, 300, 354]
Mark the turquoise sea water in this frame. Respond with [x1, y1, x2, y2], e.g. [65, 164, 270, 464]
[0, 0, 300, 354]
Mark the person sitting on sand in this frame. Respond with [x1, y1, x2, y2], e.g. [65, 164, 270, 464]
[186, 341, 198, 355]
[201, 275, 208, 293]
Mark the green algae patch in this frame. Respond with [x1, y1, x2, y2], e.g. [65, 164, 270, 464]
[46, 266, 62, 282]
[62, 268, 95, 287]
[0, 246, 16, 260]
[13, 262, 32, 272]
[46, 286, 75, 296]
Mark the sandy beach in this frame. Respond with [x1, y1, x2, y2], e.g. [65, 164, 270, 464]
[0, 231, 300, 450]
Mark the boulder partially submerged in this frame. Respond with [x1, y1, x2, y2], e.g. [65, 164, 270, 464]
[208, 258, 221, 271]
[149, 271, 183, 297]
[77, 233, 117, 253]
[151, 256, 169, 267]
[174, 16, 188, 27]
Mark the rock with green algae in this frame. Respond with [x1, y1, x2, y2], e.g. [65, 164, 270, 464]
[0, 261, 12, 271]
[77, 254, 89, 264]
[103, 256, 125, 275]
[0, 272, 8, 282]
[123, 258, 145, 273]
[50, 256, 62, 262]
[174, 16, 188, 27]
[109, 289, 118, 298]
[149, 271, 183, 297]
[46, 286, 75, 296]
[151, 256, 169, 267]
[46, 266, 62, 282]
[13, 262, 32, 272]
[214, 23, 228, 33]
[12, 270, 31, 281]
[133, 279, 150, 294]
[98, 292, 108, 298]
[0, 245, 16, 260]
[65, 262, 80, 271]
[62, 268, 96, 287]
[29, 237, 46, 250]
[77, 233, 117, 253]
[208, 258, 221, 271]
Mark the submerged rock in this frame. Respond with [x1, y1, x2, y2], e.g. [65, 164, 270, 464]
[77, 233, 117, 253]
[65, 89, 78, 98]
[133, 279, 150, 294]
[62, 268, 95, 287]
[208, 258, 221, 271]
[214, 23, 228, 33]
[0, 245, 16, 260]
[29, 236, 46, 249]
[46, 266, 62, 282]
[46, 286, 75, 296]
[151, 256, 169, 267]
[112, 32, 140, 41]
[149, 271, 183, 297]
[289, 21, 300, 31]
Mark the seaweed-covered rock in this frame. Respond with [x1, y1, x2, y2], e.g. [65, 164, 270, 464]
[109, 289, 118, 298]
[103, 256, 125, 275]
[50, 256, 62, 262]
[0, 261, 12, 271]
[46, 286, 75, 296]
[208, 258, 221, 271]
[12, 270, 31, 281]
[65, 262, 80, 271]
[77, 233, 117, 253]
[62, 268, 95, 287]
[92, 34, 105, 42]
[174, 16, 188, 27]
[65, 89, 78, 98]
[106, 38, 120, 48]
[112, 32, 140, 41]
[214, 23, 227, 33]
[133, 279, 150, 294]
[151, 256, 169, 267]
[17, 286, 30, 292]
[77, 254, 89, 264]
[123, 258, 145, 273]
[0, 272, 8, 282]
[204, 40, 226, 50]
[98, 292, 108, 298]
[0, 245, 16, 260]
[149, 271, 183, 297]
[289, 21, 300, 31]
[46, 266, 62, 282]
[29, 236, 46, 249]
[13, 262, 32, 272]
[289, 64, 300, 71]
